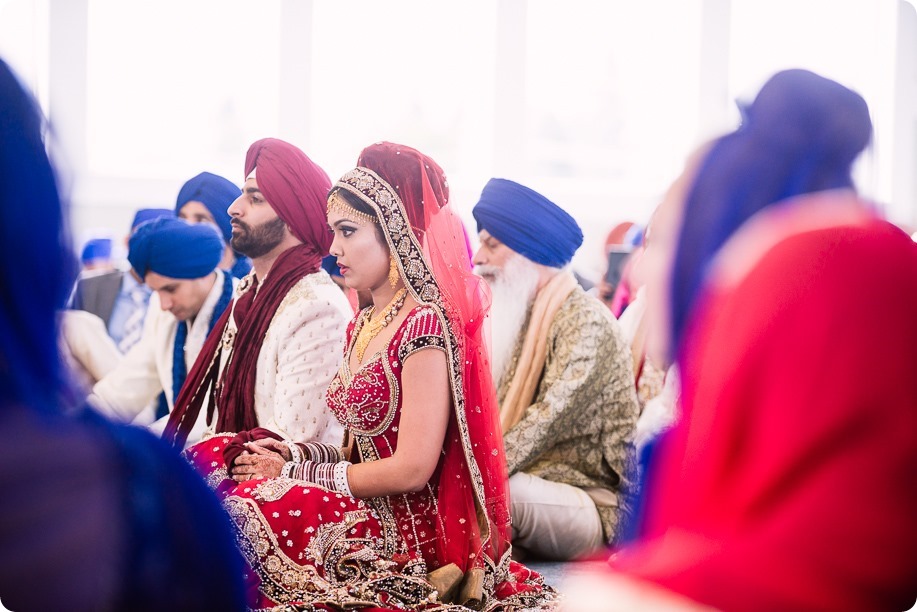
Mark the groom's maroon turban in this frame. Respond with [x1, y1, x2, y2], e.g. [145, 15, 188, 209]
[244, 138, 332, 255]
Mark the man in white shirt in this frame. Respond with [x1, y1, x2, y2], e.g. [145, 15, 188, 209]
[69, 208, 173, 352]
[90, 217, 234, 443]
[59, 310, 122, 393]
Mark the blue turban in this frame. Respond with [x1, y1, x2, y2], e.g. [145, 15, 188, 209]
[472, 178, 583, 267]
[128, 217, 223, 280]
[174, 171, 240, 245]
[130, 208, 173, 232]
[80, 238, 112, 264]
[321, 255, 342, 277]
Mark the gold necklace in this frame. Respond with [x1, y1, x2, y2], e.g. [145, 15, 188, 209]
[354, 287, 407, 362]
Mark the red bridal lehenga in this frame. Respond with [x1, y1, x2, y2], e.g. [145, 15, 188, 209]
[182, 149, 556, 611]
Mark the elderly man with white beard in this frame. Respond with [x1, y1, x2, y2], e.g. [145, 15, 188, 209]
[472, 178, 639, 561]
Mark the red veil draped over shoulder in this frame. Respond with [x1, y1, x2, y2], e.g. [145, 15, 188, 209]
[614, 196, 917, 611]
[335, 143, 512, 591]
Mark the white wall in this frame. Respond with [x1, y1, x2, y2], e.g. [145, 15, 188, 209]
[1, 0, 915, 275]
[894, 0, 917, 230]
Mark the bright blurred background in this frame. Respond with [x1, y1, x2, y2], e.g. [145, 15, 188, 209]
[2, 0, 915, 280]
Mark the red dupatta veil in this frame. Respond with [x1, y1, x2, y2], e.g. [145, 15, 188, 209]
[335, 143, 512, 589]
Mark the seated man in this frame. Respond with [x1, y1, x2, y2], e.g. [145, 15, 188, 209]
[90, 217, 233, 443]
[472, 178, 639, 561]
[69, 207, 174, 352]
[164, 138, 352, 450]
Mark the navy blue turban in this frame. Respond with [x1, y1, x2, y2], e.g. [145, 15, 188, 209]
[472, 178, 583, 268]
[130, 208, 173, 232]
[174, 171, 240, 245]
[321, 254, 342, 277]
[128, 217, 223, 280]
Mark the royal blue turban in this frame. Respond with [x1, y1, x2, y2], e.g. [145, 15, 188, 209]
[128, 217, 223, 280]
[472, 178, 583, 268]
[80, 238, 112, 264]
[174, 171, 240, 245]
[321, 254, 342, 277]
[130, 208, 173, 232]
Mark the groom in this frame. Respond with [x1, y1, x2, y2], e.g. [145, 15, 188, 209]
[164, 139, 353, 450]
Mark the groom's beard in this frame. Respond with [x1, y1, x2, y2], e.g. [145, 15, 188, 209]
[476, 253, 540, 388]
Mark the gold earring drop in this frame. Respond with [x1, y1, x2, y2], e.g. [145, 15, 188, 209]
[388, 255, 400, 288]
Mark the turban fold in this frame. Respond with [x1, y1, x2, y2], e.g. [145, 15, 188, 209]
[130, 208, 173, 232]
[472, 178, 583, 267]
[243, 138, 332, 255]
[128, 217, 223, 280]
[175, 171, 240, 245]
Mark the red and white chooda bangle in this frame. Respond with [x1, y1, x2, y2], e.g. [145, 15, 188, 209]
[281, 459, 353, 497]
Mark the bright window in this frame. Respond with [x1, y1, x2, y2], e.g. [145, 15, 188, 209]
[524, 0, 703, 190]
[86, 0, 283, 180]
[0, 0, 49, 109]
[310, 1, 497, 188]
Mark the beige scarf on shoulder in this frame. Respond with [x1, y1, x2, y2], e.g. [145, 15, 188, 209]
[499, 270, 578, 432]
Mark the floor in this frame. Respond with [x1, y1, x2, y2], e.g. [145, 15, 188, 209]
[526, 560, 571, 589]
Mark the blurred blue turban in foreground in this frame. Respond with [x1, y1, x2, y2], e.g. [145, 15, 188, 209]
[0, 57, 245, 611]
[670, 68, 872, 357]
[0, 59, 74, 408]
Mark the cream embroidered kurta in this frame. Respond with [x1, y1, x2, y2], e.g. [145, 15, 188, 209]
[89, 272, 235, 443]
[499, 285, 639, 542]
[207, 270, 351, 446]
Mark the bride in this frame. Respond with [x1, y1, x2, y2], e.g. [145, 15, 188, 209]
[183, 142, 554, 610]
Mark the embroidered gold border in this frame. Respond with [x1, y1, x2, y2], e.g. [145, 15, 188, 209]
[224, 493, 442, 608]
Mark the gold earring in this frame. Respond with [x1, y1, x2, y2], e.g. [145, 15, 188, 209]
[388, 255, 400, 288]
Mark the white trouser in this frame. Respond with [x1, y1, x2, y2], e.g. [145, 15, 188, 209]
[509, 471, 605, 561]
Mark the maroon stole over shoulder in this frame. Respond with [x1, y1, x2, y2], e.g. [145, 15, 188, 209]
[163, 243, 321, 448]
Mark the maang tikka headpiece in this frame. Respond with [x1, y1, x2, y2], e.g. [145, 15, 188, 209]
[327, 191, 379, 226]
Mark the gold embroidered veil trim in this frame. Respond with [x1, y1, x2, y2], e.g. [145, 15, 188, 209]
[333, 168, 505, 593]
